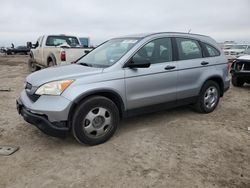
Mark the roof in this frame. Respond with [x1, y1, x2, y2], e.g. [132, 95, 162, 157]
[115, 32, 209, 39]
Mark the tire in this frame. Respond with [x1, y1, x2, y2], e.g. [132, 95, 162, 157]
[195, 80, 220, 113]
[231, 75, 244, 87]
[28, 58, 39, 72]
[72, 96, 120, 145]
[48, 57, 56, 67]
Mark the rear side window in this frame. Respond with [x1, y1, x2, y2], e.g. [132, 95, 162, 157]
[176, 38, 202, 60]
[204, 43, 220, 57]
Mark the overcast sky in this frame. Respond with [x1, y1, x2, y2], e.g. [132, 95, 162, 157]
[0, 0, 250, 46]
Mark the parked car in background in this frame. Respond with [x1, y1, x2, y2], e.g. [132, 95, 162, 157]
[17, 32, 230, 145]
[5, 46, 30, 55]
[224, 44, 250, 59]
[230, 55, 250, 87]
[0, 47, 6, 53]
[27, 34, 92, 72]
[221, 41, 236, 50]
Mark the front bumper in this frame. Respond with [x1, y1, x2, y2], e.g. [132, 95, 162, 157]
[17, 99, 70, 137]
[20, 90, 72, 122]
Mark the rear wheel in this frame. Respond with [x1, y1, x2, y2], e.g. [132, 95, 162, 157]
[28, 58, 39, 72]
[48, 58, 56, 67]
[232, 75, 244, 87]
[195, 80, 220, 113]
[72, 96, 119, 145]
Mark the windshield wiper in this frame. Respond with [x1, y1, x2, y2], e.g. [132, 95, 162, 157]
[79, 62, 92, 67]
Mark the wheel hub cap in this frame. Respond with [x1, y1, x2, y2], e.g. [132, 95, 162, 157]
[92, 116, 105, 128]
[204, 86, 218, 109]
[83, 107, 112, 137]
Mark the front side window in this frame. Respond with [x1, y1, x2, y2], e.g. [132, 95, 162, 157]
[176, 38, 202, 60]
[133, 38, 172, 64]
[77, 38, 139, 67]
[204, 43, 220, 57]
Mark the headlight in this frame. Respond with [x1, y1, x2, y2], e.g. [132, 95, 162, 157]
[35, 80, 74, 95]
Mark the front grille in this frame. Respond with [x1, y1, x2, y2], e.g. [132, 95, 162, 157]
[235, 61, 250, 71]
[244, 63, 250, 71]
[25, 82, 40, 102]
[26, 92, 40, 102]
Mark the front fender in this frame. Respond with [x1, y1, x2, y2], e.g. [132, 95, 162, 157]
[62, 78, 127, 110]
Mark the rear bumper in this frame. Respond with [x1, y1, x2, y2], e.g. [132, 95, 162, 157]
[16, 99, 69, 137]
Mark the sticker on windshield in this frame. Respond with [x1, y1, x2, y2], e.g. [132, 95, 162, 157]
[122, 40, 138, 44]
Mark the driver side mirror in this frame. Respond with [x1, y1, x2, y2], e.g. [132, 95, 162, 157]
[127, 56, 151, 68]
[27, 42, 32, 49]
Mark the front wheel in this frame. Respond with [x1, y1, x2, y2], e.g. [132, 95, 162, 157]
[28, 59, 39, 72]
[195, 80, 220, 113]
[72, 96, 120, 145]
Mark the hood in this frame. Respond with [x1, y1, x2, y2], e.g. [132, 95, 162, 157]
[237, 55, 250, 61]
[26, 64, 103, 86]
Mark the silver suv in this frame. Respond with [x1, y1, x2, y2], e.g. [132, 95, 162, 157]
[17, 32, 230, 145]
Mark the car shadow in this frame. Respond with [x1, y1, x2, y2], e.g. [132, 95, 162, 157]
[24, 104, 199, 147]
[117, 105, 195, 135]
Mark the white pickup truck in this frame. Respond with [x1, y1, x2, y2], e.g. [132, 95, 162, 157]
[27, 35, 92, 71]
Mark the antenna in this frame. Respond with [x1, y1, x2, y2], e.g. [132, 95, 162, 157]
[188, 29, 191, 34]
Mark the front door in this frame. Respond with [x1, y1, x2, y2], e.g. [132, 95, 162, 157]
[125, 37, 178, 110]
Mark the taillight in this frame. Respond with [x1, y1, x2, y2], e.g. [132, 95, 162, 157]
[61, 51, 66, 61]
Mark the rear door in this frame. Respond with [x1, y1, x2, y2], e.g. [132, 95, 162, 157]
[125, 37, 178, 110]
[175, 37, 208, 100]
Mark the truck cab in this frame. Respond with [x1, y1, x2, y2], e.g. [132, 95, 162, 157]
[28, 34, 91, 71]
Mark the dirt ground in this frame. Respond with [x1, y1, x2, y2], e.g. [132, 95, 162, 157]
[0, 54, 249, 188]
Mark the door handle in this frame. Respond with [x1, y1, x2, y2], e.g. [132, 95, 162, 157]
[165, 65, 176, 70]
[201, 61, 209, 65]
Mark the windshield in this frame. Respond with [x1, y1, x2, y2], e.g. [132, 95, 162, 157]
[231, 45, 247, 50]
[77, 38, 139, 67]
[46, 35, 80, 47]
